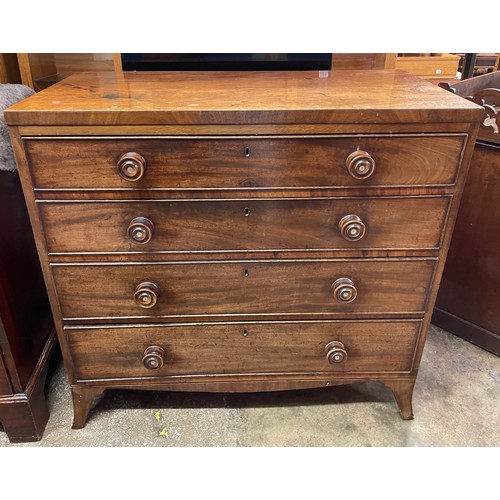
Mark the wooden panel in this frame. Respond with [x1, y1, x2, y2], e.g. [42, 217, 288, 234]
[395, 53, 460, 78]
[67, 320, 421, 380]
[17, 123, 475, 137]
[25, 135, 466, 190]
[331, 54, 386, 70]
[52, 53, 115, 74]
[17, 53, 57, 91]
[52, 259, 435, 320]
[4, 70, 483, 126]
[0, 171, 53, 391]
[434, 142, 500, 353]
[0, 53, 21, 84]
[384, 54, 397, 70]
[113, 54, 123, 73]
[0, 353, 13, 395]
[39, 196, 451, 254]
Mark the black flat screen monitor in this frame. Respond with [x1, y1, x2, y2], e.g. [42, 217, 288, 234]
[121, 53, 332, 71]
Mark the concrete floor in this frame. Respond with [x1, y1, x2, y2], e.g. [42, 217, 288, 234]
[1, 324, 499, 447]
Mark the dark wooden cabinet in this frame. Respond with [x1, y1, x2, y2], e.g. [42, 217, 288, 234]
[434, 71, 500, 355]
[0, 170, 55, 442]
[4, 70, 482, 428]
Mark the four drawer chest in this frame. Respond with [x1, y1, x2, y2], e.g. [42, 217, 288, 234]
[5, 70, 482, 428]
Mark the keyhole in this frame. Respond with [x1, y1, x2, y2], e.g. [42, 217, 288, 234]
[243, 329, 248, 337]
[245, 147, 250, 157]
[244, 269, 249, 277]
[244, 207, 250, 217]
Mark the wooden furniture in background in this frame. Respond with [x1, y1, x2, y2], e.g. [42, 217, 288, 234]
[433, 71, 500, 355]
[331, 54, 387, 70]
[5, 70, 482, 428]
[385, 53, 461, 81]
[0, 54, 21, 84]
[17, 53, 398, 91]
[0, 169, 55, 442]
[456, 53, 500, 80]
[16, 53, 120, 91]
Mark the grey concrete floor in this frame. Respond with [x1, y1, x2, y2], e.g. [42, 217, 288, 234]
[1, 324, 499, 447]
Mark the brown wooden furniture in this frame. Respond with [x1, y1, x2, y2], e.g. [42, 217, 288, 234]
[0, 54, 21, 84]
[0, 169, 55, 442]
[455, 53, 500, 80]
[4, 70, 482, 428]
[16, 53, 118, 91]
[16, 53, 399, 92]
[433, 71, 500, 355]
[385, 53, 461, 82]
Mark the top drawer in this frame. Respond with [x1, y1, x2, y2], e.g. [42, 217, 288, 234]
[24, 135, 465, 191]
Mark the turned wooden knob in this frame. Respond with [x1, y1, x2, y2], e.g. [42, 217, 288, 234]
[325, 341, 348, 364]
[345, 150, 376, 179]
[142, 346, 165, 370]
[117, 152, 147, 181]
[331, 277, 357, 303]
[134, 282, 159, 308]
[128, 217, 154, 244]
[339, 214, 366, 241]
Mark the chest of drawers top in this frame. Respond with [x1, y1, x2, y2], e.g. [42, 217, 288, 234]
[4, 70, 482, 127]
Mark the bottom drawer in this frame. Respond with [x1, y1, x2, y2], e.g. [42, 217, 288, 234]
[66, 320, 421, 380]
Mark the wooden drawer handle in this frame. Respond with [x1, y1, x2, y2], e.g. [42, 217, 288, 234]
[325, 341, 348, 365]
[117, 152, 147, 181]
[142, 346, 165, 370]
[345, 150, 376, 179]
[128, 217, 154, 244]
[338, 214, 366, 241]
[331, 277, 357, 303]
[134, 282, 159, 308]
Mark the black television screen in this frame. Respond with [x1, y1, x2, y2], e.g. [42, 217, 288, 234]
[121, 53, 332, 71]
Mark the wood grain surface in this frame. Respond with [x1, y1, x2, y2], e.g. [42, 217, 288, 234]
[25, 135, 465, 190]
[5, 70, 483, 426]
[4, 70, 483, 125]
[52, 259, 435, 320]
[39, 196, 451, 254]
[66, 320, 421, 380]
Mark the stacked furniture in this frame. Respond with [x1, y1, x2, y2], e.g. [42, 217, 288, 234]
[5, 70, 482, 428]
[434, 71, 500, 355]
[0, 84, 55, 442]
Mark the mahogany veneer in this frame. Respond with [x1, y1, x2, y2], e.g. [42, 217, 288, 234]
[0, 170, 55, 442]
[5, 70, 482, 427]
[434, 71, 500, 354]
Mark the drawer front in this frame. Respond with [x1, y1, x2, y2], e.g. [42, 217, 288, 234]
[52, 260, 435, 320]
[66, 320, 421, 380]
[26, 135, 465, 190]
[40, 196, 450, 254]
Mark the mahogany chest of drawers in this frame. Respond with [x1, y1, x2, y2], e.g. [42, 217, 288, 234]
[5, 70, 482, 428]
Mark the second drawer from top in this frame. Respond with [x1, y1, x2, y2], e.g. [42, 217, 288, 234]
[39, 196, 451, 255]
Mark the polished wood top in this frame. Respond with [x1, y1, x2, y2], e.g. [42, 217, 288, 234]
[5, 70, 483, 126]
